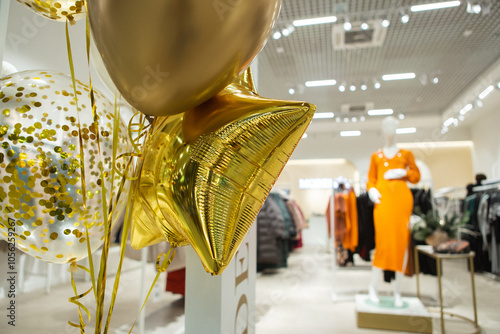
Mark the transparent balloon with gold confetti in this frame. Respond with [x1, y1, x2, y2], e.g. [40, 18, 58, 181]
[0, 70, 131, 263]
[16, 0, 86, 24]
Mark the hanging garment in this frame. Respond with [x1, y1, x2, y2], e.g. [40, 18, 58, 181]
[356, 192, 375, 261]
[367, 149, 421, 272]
[343, 189, 359, 252]
[256, 195, 286, 269]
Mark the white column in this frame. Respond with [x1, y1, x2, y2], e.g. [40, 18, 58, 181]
[185, 223, 256, 334]
[0, 0, 10, 65]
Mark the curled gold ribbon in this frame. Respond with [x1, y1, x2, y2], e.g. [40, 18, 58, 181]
[127, 248, 177, 334]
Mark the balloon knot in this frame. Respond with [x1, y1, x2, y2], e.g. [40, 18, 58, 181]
[67, 261, 79, 273]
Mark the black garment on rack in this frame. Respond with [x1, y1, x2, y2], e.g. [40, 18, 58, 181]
[355, 192, 375, 261]
[412, 188, 433, 215]
[461, 194, 491, 272]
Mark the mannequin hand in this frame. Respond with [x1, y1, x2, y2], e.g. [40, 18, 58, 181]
[384, 168, 407, 180]
[368, 188, 382, 204]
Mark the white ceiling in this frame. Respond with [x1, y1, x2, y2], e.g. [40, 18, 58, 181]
[257, 0, 500, 135]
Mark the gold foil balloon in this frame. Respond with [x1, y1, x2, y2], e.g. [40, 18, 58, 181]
[134, 71, 315, 274]
[16, 0, 86, 24]
[0, 70, 131, 263]
[87, 0, 282, 116]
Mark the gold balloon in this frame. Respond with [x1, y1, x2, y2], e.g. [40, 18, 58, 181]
[0, 70, 131, 263]
[133, 71, 315, 274]
[87, 0, 282, 116]
[16, 0, 86, 23]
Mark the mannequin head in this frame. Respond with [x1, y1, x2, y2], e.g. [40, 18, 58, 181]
[382, 116, 399, 137]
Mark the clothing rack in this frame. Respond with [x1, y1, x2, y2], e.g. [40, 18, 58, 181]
[473, 179, 500, 192]
[328, 178, 366, 302]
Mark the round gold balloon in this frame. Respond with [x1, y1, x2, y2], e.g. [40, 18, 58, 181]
[87, 0, 282, 116]
[134, 71, 315, 274]
[16, 0, 86, 23]
[0, 70, 131, 263]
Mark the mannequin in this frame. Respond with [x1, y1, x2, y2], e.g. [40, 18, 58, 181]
[367, 116, 420, 307]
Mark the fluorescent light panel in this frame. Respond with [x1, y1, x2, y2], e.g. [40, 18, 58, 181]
[443, 117, 457, 127]
[313, 112, 334, 119]
[340, 131, 361, 137]
[293, 16, 337, 27]
[459, 103, 473, 115]
[305, 79, 336, 87]
[479, 85, 494, 100]
[396, 127, 417, 134]
[382, 73, 416, 81]
[411, 1, 461, 12]
[368, 109, 394, 116]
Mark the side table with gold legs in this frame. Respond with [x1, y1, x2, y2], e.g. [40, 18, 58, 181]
[414, 245, 480, 334]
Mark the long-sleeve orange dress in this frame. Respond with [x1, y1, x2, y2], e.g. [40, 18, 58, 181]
[367, 149, 420, 272]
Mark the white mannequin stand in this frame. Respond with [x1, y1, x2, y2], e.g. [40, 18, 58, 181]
[368, 116, 408, 308]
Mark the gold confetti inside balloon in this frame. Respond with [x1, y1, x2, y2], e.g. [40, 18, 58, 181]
[133, 71, 315, 274]
[0, 70, 131, 263]
[16, 0, 86, 24]
[87, 0, 282, 116]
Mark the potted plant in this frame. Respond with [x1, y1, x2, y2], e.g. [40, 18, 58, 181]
[411, 207, 467, 247]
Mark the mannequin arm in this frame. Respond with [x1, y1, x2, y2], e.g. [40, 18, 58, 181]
[384, 168, 407, 180]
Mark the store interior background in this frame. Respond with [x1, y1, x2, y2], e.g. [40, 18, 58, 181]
[2, 0, 500, 333]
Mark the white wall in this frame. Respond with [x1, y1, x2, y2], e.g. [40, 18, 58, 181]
[469, 91, 500, 179]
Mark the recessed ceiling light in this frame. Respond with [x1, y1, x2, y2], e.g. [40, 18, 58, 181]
[313, 112, 334, 119]
[459, 103, 473, 115]
[398, 114, 405, 120]
[496, 82, 500, 89]
[305, 79, 336, 87]
[360, 116, 366, 122]
[352, 117, 357, 123]
[432, 77, 439, 84]
[374, 81, 381, 89]
[361, 84, 367, 91]
[361, 22, 369, 30]
[339, 85, 346, 92]
[335, 117, 341, 123]
[382, 19, 390, 28]
[289, 88, 295, 95]
[458, 115, 465, 121]
[341, 131, 361, 137]
[273, 32, 282, 40]
[293, 16, 337, 27]
[343, 21, 352, 31]
[401, 13, 410, 24]
[344, 118, 349, 123]
[479, 85, 494, 100]
[396, 127, 417, 134]
[382, 73, 416, 81]
[349, 85, 356, 92]
[411, 1, 461, 12]
[368, 109, 394, 116]
[282, 28, 291, 37]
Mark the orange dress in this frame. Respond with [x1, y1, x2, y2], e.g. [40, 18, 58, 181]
[367, 149, 420, 272]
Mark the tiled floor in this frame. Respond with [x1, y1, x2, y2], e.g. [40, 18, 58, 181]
[1, 216, 500, 333]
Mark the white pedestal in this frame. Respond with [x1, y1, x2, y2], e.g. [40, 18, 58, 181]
[356, 294, 432, 333]
[185, 224, 256, 334]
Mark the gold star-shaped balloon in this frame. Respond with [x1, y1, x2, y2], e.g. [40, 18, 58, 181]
[131, 69, 315, 275]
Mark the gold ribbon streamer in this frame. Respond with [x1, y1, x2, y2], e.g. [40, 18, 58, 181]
[65, 19, 87, 209]
[68, 267, 93, 331]
[103, 178, 135, 333]
[127, 248, 177, 334]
